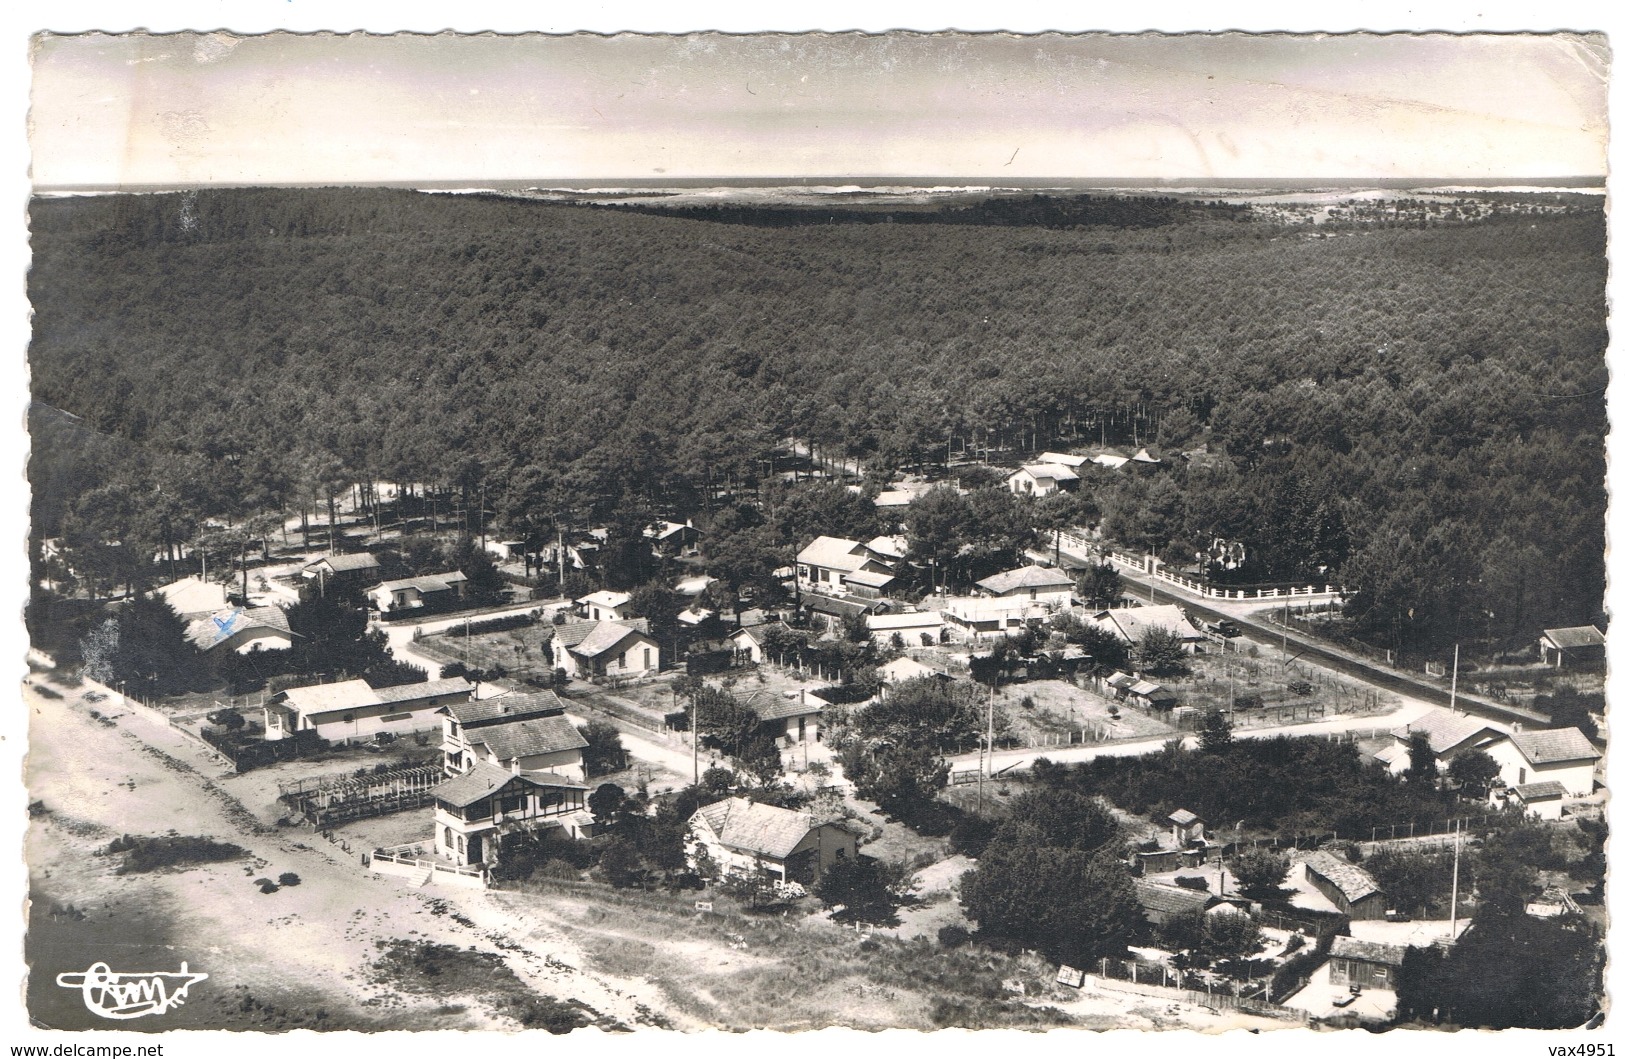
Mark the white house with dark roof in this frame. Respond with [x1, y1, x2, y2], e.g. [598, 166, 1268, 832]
[264, 675, 474, 743]
[1508, 780, 1569, 820]
[1006, 463, 1080, 497]
[795, 535, 896, 598]
[576, 589, 633, 622]
[1375, 708, 1511, 776]
[686, 797, 859, 886]
[1091, 605, 1203, 653]
[867, 610, 946, 647]
[551, 618, 660, 681]
[976, 565, 1075, 608]
[432, 761, 590, 867]
[365, 571, 469, 614]
[1539, 625, 1606, 668]
[1487, 728, 1600, 797]
[438, 691, 588, 781]
[154, 576, 231, 620]
[186, 605, 294, 655]
[301, 551, 381, 583]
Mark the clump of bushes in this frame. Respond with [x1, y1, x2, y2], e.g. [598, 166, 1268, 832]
[278, 872, 302, 887]
[103, 834, 247, 874]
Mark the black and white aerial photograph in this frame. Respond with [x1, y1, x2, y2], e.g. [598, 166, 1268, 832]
[7, 6, 1617, 1048]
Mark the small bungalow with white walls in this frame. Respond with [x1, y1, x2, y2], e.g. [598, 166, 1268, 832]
[738, 688, 829, 746]
[366, 572, 469, 614]
[301, 551, 381, 583]
[976, 565, 1075, 608]
[432, 761, 589, 867]
[942, 595, 1044, 640]
[1374, 708, 1511, 776]
[879, 655, 955, 695]
[551, 618, 661, 681]
[438, 691, 588, 781]
[1508, 780, 1568, 821]
[729, 619, 792, 665]
[686, 797, 860, 886]
[1487, 728, 1600, 797]
[577, 590, 633, 622]
[264, 675, 474, 743]
[867, 610, 946, 648]
[1006, 463, 1080, 497]
[796, 536, 896, 597]
[186, 605, 295, 655]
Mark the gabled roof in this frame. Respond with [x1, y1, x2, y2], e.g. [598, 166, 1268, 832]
[1302, 851, 1383, 904]
[554, 617, 651, 651]
[154, 578, 230, 618]
[1095, 605, 1201, 644]
[1133, 880, 1215, 916]
[568, 620, 655, 659]
[844, 568, 897, 589]
[186, 605, 293, 650]
[1011, 463, 1080, 483]
[691, 797, 823, 860]
[282, 678, 376, 714]
[1542, 625, 1605, 650]
[441, 690, 568, 727]
[432, 761, 585, 809]
[577, 590, 631, 609]
[865, 535, 909, 560]
[470, 714, 589, 762]
[373, 676, 474, 705]
[1398, 709, 1507, 755]
[738, 689, 826, 722]
[796, 535, 875, 573]
[800, 592, 887, 620]
[1512, 780, 1567, 801]
[1328, 936, 1406, 967]
[977, 565, 1075, 595]
[867, 610, 944, 631]
[881, 656, 952, 683]
[1509, 728, 1601, 765]
[675, 575, 716, 596]
[304, 552, 380, 574]
[372, 571, 467, 595]
[644, 520, 694, 541]
[1036, 452, 1091, 468]
[1168, 809, 1202, 826]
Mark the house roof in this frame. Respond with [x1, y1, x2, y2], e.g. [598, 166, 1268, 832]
[373, 676, 474, 705]
[570, 620, 655, 659]
[865, 535, 909, 560]
[1509, 728, 1601, 765]
[874, 490, 917, 508]
[797, 535, 874, 573]
[186, 605, 293, 651]
[1328, 936, 1407, 967]
[691, 797, 824, 860]
[844, 568, 897, 589]
[738, 689, 826, 722]
[554, 618, 651, 651]
[644, 520, 694, 541]
[1168, 809, 1203, 826]
[675, 575, 716, 596]
[976, 565, 1075, 595]
[1302, 851, 1384, 904]
[577, 590, 631, 609]
[1398, 709, 1507, 755]
[441, 691, 568, 727]
[1133, 880, 1215, 916]
[867, 611, 944, 631]
[432, 761, 585, 809]
[1011, 463, 1080, 483]
[1105, 671, 1136, 688]
[1512, 780, 1567, 801]
[372, 572, 468, 595]
[1542, 625, 1605, 650]
[1036, 452, 1091, 468]
[282, 678, 376, 714]
[154, 578, 230, 618]
[800, 592, 886, 620]
[470, 714, 589, 762]
[304, 552, 380, 574]
[881, 656, 952, 683]
[1095, 605, 1201, 644]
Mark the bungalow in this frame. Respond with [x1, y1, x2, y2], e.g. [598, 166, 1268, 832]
[1284, 936, 1404, 1024]
[738, 689, 827, 746]
[1375, 708, 1511, 776]
[729, 619, 792, 665]
[1128, 446, 1165, 469]
[552, 618, 661, 681]
[796, 536, 896, 598]
[432, 761, 589, 867]
[686, 797, 860, 886]
[976, 566, 1074, 609]
[1005, 463, 1080, 498]
[301, 551, 381, 583]
[1035, 452, 1091, 469]
[864, 535, 909, 565]
[1133, 880, 1218, 926]
[186, 605, 294, 655]
[1486, 728, 1600, 798]
[867, 610, 946, 648]
[439, 691, 588, 781]
[1326, 936, 1406, 992]
[264, 675, 474, 743]
[675, 574, 717, 598]
[798, 591, 889, 632]
[1508, 780, 1568, 821]
[1128, 679, 1177, 711]
[1092, 605, 1203, 653]
[879, 655, 954, 693]
[645, 519, 699, 555]
[942, 595, 1045, 640]
[1539, 626, 1605, 668]
[1301, 850, 1387, 920]
[366, 571, 469, 615]
[577, 589, 633, 622]
[1089, 447, 1133, 471]
[154, 576, 230, 620]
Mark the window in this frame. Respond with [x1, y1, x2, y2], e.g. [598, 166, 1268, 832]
[1373, 967, 1388, 983]
[444, 826, 453, 848]
[642, 647, 652, 669]
[617, 651, 627, 669]
[499, 790, 525, 816]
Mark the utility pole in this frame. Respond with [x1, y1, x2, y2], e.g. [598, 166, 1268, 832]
[1449, 643, 1460, 714]
[1449, 817, 1462, 937]
[692, 693, 700, 786]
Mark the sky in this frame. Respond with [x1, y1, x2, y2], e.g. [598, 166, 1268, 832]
[27, 30, 1610, 186]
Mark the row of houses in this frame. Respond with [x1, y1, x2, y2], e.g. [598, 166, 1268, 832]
[1006, 448, 1167, 497]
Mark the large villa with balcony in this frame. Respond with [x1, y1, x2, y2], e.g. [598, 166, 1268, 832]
[438, 691, 588, 782]
[431, 761, 590, 867]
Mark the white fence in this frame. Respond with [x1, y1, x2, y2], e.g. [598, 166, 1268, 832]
[1054, 531, 1343, 603]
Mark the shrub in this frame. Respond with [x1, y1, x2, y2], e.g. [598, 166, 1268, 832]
[937, 924, 972, 949]
[1174, 874, 1209, 891]
[107, 835, 248, 874]
[278, 872, 302, 887]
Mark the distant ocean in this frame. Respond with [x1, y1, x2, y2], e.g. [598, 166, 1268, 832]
[32, 175, 1606, 199]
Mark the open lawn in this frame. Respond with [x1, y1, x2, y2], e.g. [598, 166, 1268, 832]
[998, 678, 1174, 745]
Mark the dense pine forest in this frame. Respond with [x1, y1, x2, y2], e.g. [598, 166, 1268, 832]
[26, 187, 1607, 659]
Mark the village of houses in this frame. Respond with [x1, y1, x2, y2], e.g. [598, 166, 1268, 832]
[23, 447, 1608, 1033]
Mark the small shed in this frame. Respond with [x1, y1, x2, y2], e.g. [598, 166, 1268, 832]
[1302, 851, 1388, 920]
[1509, 780, 1567, 820]
[1168, 809, 1205, 848]
[1539, 626, 1605, 668]
[1327, 936, 1406, 991]
[1133, 880, 1216, 926]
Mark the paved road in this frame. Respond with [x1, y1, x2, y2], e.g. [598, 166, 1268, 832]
[1056, 548, 1549, 728]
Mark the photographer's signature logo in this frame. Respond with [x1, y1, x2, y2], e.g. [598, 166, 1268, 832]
[56, 961, 207, 1019]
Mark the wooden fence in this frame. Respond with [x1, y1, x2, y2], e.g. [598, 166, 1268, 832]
[1083, 969, 1308, 1022]
[280, 764, 447, 825]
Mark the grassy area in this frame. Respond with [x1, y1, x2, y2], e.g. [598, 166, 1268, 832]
[102, 833, 247, 874]
[490, 875, 1083, 1030]
[368, 939, 605, 1033]
[1000, 679, 1174, 744]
